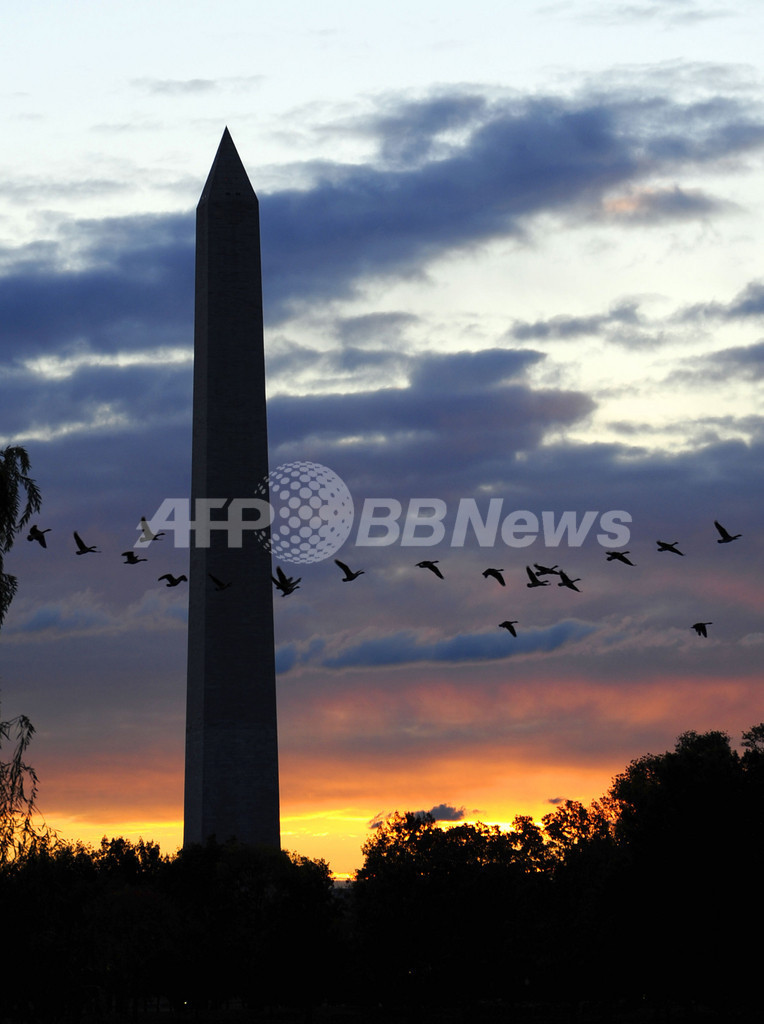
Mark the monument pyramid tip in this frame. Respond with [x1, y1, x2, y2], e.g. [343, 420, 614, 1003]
[199, 127, 255, 203]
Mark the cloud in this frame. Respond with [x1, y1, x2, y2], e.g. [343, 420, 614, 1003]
[509, 301, 643, 343]
[700, 340, 764, 381]
[132, 78, 218, 95]
[366, 802, 467, 828]
[335, 312, 419, 347]
[3, 588, 187, 642]
[584, 1, 733, 26]
[417, 802, 467, 822]
[2, 85, 761, 379]
[680, 280, 764, 323]
[409, 348, 543, 392]
[0, 213, 194, 359]
[259, 89, 764, 319]
[599, 185, 733, 223]
[267, 354, 594, 495]
[322, 620, 595, 669]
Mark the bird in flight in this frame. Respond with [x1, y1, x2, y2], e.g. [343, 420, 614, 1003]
[533, 563, 559, 577]
[416, 560, 444, 579]
[208, 574, 232, 591]
[714, 520, 741, 544]
[657, 540, 683, 556]
[557, 570, 581, 592]
[335, 559, 364, 581]
[272, 566, 300, 596]
[74, 531, 99, 555]
[158, 573, 187, 587]
[525, 566, 550, 588]
[499, 620, 519, 637]
[606, 551, 635, 566]
[139, 517, 165, 543]
[27, 525, 51, 548]
[691, 621, 712, 638]
[482, 568, 506, 586]
[121, 551, 147, 565]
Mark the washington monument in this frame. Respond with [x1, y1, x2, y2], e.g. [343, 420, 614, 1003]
[183, 129, 280, 849]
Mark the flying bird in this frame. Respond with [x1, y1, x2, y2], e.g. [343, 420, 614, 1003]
[714, 520, 741, 544]
[416, 560, 444, 579]
[158, 573, 187, 587]
[482, 568, 506, 586]
[272, 566, 300, 596]
[606, 551, 635, 566]
[335, 559, 364, 581]
[121, 551, 147, 564]
[533, 563, 560, 577]
[73, 531, 99, 555]
[499, 620, 519, 637]
[208, 574, 233, 591]
[139, 517, 165, 543]
[27, 525, 50, 548]
[657, 540, 683, 556]
[557, 570, 581, 592]
[691, 622, 713, 638]
[525, 566, 550, 588]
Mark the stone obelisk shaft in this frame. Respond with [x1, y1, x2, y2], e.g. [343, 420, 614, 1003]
[184, 129, 280, 848]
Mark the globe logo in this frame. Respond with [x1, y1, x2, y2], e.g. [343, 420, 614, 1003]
[256, 461, 354, 564]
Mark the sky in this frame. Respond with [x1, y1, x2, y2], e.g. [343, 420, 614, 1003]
[1, 0, 763, 877]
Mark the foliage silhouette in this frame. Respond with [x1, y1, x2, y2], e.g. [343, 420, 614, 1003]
[0, 444, 42, 626]
[1, 726, 763, 1020]
[0, 445, 52, 864]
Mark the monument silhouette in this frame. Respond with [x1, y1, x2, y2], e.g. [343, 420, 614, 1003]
[183, 129, 280, 849]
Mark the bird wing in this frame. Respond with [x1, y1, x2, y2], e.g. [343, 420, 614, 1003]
[334, 559, 351, 575]
[73, 531, 87, 552]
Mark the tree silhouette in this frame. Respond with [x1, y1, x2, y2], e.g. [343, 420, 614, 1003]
[0, 714, 44, 864]
[0, 445, 49, 863]
[0, 445, 42, 627]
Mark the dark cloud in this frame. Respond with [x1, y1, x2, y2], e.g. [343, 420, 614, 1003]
[360, 94, 490, 167]
[680, 280, 764, 323]
[259, 90, 764, 319]
[0, 213, 194, 358]
[367, 803, 467, 828]
[2, 86, 761, 369]
[692, 339, 764, 381]
[321, 621, 595, 669]
[409, 348, 543, 392]
[509, 301, 642, 342]
[268, 373, 594, 495]
[417, 803, 467, 822]
[335, 312, 419, 347]
[600, 185, 731, 223]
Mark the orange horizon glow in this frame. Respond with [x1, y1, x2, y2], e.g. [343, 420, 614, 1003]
[39, 757, 618, 878]
[31, 671, 763, 878]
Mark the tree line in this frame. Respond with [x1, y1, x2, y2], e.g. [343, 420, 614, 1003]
[0, 724, 762, 1021]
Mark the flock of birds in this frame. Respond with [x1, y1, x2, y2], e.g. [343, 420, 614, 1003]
[272, 520, 744, 641]
[26, 516, 743, 640]
[25, 518, 193, 589]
